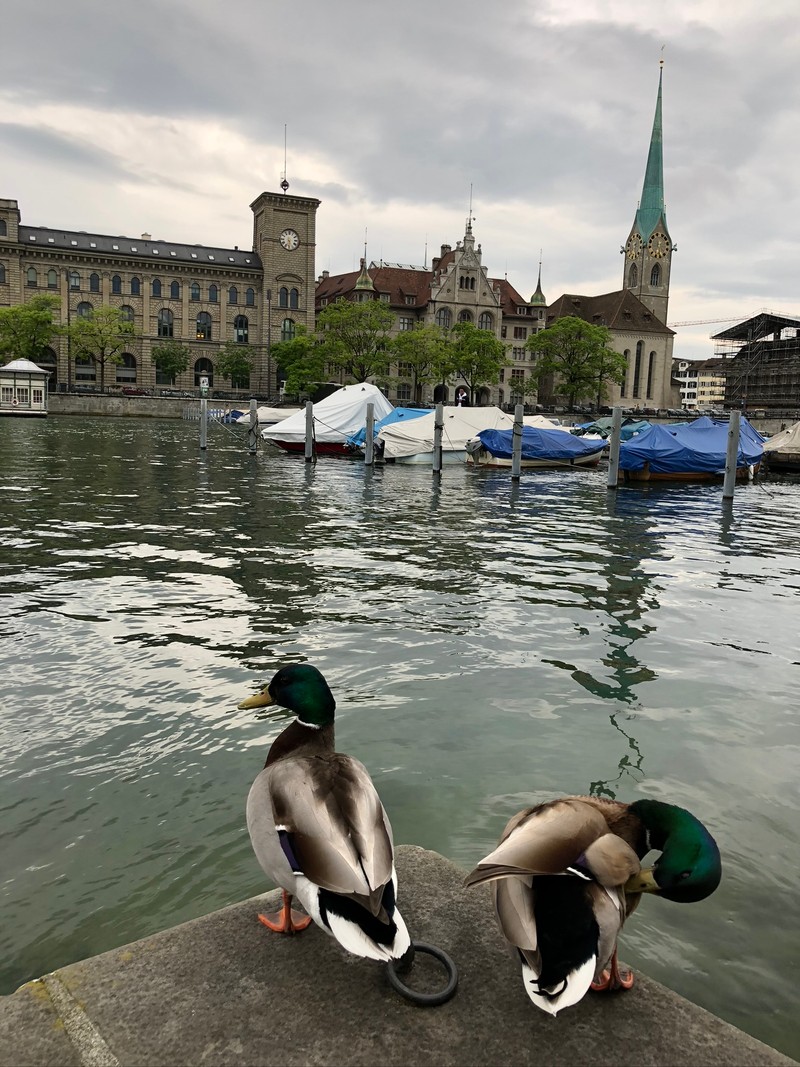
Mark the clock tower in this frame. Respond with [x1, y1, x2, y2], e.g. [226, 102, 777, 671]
[623, 62, 673, 325]
[251, 188, 320, 393]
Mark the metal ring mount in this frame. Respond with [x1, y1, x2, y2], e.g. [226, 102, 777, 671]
[386, 940, 459, 1007]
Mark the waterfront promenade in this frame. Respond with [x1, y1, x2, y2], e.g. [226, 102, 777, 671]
[0, 847, 792, 1067]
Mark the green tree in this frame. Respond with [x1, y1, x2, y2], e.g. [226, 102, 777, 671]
[217, 341, 254, 389]
[317, 298, 394, 382]
[390, 324, 453, 405]
[524, 316, 627, 409]
[449, 321, 508, 403]
[151, 339, 190, 385]
[270, 327, 327, 397]
[68, 306, 137, 392]
[0, 295, 61, 364]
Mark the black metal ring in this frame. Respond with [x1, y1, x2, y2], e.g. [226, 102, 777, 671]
[386, 941, 459, 1007]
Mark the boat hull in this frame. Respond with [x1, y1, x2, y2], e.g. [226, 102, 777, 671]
[623, 462, 759, 483]
[467, 449, 601, 469]
[269, 439, 354, 457]
[764, 452, 800, 473]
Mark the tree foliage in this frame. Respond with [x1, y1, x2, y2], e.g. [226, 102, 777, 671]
[150, 339, 190, 383]
[68, 306, 137, 391]
[270, 327, 327, 397]
[217, 342, 254, 388]
[316, 298, 394, 382]
[0, 295, 61, 364]
[524, 316, 627, 408]
[448, 321, 508, 402]
[390, 324, 452, 404]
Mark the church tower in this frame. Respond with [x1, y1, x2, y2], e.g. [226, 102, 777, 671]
[623, 61, 673, 325]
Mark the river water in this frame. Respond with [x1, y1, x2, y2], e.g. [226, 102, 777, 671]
[0, 415, 797, 1057]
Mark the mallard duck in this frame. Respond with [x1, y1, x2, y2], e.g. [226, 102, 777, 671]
[238, 663, 411, 963]
[464, 796, 721, 1016]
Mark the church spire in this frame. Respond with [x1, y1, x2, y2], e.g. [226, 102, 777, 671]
[635, 61, 667, 241]
[530, 252, 546, 307]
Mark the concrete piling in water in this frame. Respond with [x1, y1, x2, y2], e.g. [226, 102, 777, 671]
[199, 397, 208, 451]
[723, 410, 741, 499]
[607, 405, 623, 488]
[364, 403, 374, 466]
[247, 397, 258, 455]
[511, 403, 524, 480]
[304, 401, 314, 464]
[432, 403, 444, 475]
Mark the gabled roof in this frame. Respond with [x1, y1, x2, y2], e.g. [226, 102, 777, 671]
[491, 278, 533, 317]
[547, 290, 674, 335]
[17, 226, 262, 270]
[316, 264, 433, 308]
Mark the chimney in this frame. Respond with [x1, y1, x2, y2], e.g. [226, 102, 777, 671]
[141, 232, 152, 240]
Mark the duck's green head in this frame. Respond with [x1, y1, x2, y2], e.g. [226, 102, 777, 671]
[237, 664, 336, 727]
[625, 799, 722, 903]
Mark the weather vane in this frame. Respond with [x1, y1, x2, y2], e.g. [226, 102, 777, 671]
[280, 125, 289, 193]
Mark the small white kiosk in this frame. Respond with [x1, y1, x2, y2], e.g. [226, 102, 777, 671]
[0, 358, 49, 418]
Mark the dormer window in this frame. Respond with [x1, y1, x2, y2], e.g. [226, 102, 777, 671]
[405, 295, 415, 305]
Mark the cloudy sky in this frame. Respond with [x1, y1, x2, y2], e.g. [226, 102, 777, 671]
[3, 0, 799, 358]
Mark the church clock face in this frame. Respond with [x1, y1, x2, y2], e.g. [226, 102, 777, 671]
[647, 232, 670, 259]
[626, 234, 643, 260]
[279, 228, 300, 251]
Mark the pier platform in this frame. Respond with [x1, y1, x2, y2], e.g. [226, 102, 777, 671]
[0, 846, 793, 1067]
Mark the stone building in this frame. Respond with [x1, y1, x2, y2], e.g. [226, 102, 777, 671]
[0, 190, 320, 396]
[673, 358, 727, 411]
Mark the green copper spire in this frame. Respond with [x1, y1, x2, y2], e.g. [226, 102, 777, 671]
[635, 64, 667, 241]
[354, 256, 375, 291]
[530, 255, 546, 307]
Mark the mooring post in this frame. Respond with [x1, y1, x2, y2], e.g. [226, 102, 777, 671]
[304, 400, 314, 463]
[511, 403, 524, 480]
[606, 406, 622, 488]
[364, 402, 375, 466]
[433, 402, 444, 475]
[723, 409, 741, 500]
[199, 397, 208, 450]
[247, 397, 258, 455]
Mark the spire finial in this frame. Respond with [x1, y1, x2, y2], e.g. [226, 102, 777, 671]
[466, 183, 475, 235]
[280, 124, 289, 193]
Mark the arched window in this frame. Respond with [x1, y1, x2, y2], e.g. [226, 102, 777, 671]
[196, 311, 212, 340]
[170, 280, 180, 300]
[77, 301, 93, 318]
[628, 263, 638, 288]
[478, 312, 493, 331]
[632, 340, 643, 398]
[47, 269, 58, 289]
[194, 357, 213, 387]
[120, 305, 134, 323]
[69, 271, 81, 290]
[0, 264, 6, 284]
[646, 351, 656, 398]
[234, 314, 249, 343]
[228, 286, 238, 304]
[459, 276, 465, 289]
[158, 308, 174, 338]
[245, 287, 255, 306]
[116, 353, 137, 384]
[130, 276, 141, 295]
[190, 282, 200, 302]
[26, 267, 38, 287]
[152, 278, 162, 297]
[111, 275, 122, 294]
[0, 220, 6, 236]
[458, 310, 472, 323]
[281, 318, 295, 342]
[289, 288, 299, 309]
[650, 263, 661, 286]
[279, 287, 288, 308]
[436, 308, 452, 328]
[470, 278, 476, 290]
[89, 273, 100, 293]
[209, 284, 218, 303]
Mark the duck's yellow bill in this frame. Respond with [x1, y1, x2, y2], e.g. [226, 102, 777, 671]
[237, 689, 276, 710]
[624, 868, 659, 894]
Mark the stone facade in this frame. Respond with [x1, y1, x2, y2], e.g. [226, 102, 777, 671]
[0, 191, 319, 397]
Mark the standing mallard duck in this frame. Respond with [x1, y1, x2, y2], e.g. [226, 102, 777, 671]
[464, 796, 721, 1016]
[238, 663, 411, 963]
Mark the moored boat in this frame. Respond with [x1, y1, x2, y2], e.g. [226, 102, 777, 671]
[378, 406, 550, 465]
[466, 425, 607, 469]
[619, 416, 764, 483]
[262, 383, 394, 456]
[762, 421, 800, 473]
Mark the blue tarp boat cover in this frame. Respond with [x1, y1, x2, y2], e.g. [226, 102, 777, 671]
[347, 406, 429, 447]
[619, 416, 765, 474]
[477, 426, 608, 461]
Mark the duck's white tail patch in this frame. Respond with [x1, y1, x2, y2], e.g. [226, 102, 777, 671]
[325, 905, 410, 962]
[521, 955, 597, 1016]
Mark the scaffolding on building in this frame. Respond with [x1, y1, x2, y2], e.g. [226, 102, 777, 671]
[711, 310, 800, 414]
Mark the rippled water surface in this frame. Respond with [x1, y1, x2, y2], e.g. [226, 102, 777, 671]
[1, 415, 798, 1056]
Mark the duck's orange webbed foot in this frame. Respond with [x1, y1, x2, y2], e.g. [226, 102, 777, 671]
[590, 948, 635, 992]
[257, 890, 312, 934]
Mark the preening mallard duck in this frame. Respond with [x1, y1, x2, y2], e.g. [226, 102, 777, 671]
[238, 664, 411, 963]
[464, 796, 721, 1016]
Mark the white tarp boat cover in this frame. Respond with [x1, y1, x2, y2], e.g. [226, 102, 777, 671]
[262, 382, 394, 444]
[379, 406, 540, 459]
[762, 421, 800, 454]
[236, 406, 303, 426]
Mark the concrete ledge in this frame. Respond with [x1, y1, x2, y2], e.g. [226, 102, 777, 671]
[0, 846, 793, 1067]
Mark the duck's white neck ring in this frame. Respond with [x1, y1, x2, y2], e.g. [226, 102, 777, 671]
[295, 716, 323, 730]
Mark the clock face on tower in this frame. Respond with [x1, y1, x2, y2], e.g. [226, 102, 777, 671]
[626, 234, 643, 260]
[279, 228, 300, 251]
[647, 232, 670, 259]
